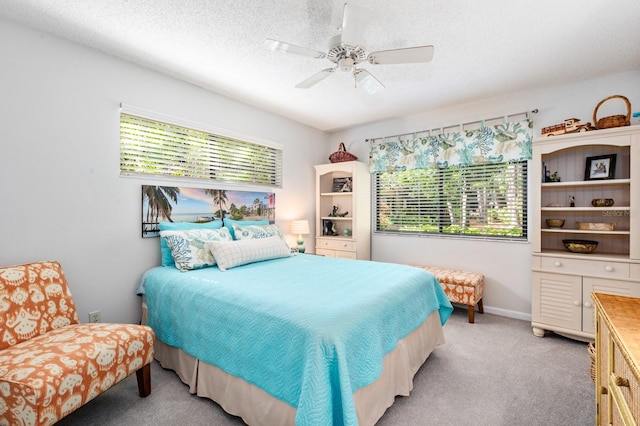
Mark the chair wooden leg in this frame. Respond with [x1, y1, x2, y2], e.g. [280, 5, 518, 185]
[468, 299, 484, 323]
[136, 363, 151, 397]
[468, 305, 475, 323]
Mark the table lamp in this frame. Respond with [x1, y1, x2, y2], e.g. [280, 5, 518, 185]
[291, 220, 310, 253]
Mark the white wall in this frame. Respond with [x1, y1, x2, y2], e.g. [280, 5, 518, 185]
[330, 70, 640, 320]
[0, 18, 328, 324]
[3, 17, 638, 324]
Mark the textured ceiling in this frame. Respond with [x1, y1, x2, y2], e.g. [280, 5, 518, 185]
[2, 0, 640, 132]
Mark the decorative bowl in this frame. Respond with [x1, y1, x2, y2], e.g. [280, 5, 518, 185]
[562, 239, 598, 254]
[576, 222, 615, 231]
[591, 198, 614, 207]
[545, 219, 565, 228]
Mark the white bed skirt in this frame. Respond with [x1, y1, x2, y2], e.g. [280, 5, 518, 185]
[147, 307, 444, 426]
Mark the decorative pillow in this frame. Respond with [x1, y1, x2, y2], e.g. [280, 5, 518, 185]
[160, 228, 232, 272]
[208, 237, 292, 271]
[232, 223, 286, 242]
[223, 218, 269, 240]
[159, 220, 223, 267]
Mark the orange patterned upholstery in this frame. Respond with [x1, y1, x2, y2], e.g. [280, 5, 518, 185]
[0, 261, 154, 425]
[413, 265, 484, 323]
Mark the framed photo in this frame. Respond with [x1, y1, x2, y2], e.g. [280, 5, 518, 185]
[332, 177, 352, 192]
[584, 154, 616, 181]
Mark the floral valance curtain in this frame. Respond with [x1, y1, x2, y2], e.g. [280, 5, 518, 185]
[369, 119, 533, 173]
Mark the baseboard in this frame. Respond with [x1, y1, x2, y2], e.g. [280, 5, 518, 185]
[482, 305, 531, 322]
[449, 302, 531, 322]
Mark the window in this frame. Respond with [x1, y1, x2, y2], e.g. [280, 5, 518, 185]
[375, 161, 527, 239]
[370, 117, 532, 240]
[120, 111, 283, 188]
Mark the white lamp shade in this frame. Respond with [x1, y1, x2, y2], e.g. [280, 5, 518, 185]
[291, 220, 310, 235]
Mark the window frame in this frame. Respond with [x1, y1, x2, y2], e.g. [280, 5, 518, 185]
[119, 104, 283, 189]
[373, 160, 528, 241]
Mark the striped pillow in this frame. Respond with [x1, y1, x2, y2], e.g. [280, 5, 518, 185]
[207, 236, 291, 271]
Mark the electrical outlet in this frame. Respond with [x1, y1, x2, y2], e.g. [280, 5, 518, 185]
[88, 310, 101, 323]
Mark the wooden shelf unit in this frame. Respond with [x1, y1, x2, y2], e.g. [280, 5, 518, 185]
[314, 161, 371, 260]
[531, 125, 640, 341]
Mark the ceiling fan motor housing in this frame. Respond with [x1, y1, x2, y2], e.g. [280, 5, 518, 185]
[327, 34, 367, 71]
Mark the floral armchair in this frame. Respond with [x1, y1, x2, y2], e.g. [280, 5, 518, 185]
[0, 261, 154, 425]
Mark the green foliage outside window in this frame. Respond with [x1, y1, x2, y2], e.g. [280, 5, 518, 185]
[375, 161, 527, 239]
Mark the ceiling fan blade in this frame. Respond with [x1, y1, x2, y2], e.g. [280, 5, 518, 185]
[340, 3, 374, 46]
[354, 69, 384, 94]
[368, 45, 435, 65]
[264, 38, 326, 59]
[295, 68, 335, 89]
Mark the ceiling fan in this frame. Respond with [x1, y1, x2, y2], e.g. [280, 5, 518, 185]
[264, 3, 434, 94]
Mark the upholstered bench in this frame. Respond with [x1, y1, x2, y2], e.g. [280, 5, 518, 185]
[0, 261, 155, 425]
[413, 265, 484, 323]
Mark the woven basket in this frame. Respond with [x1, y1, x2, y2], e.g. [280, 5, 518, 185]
[593, 95, 631, 129]
[329, 142, 358, 163]
[588, 342, 596, 382]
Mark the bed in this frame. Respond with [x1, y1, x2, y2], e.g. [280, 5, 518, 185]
[138, 228, 452, 426]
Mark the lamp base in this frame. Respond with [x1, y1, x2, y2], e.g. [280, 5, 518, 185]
[297, 235, 305, 253]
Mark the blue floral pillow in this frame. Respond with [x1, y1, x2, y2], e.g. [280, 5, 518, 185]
[223, 218, 269, 240]
[160, 228, 232, 272]
[158, 220, 223, 267]
[232, 224, 286, 242]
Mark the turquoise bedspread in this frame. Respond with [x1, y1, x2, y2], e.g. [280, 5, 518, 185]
[139, 255, 452, 425]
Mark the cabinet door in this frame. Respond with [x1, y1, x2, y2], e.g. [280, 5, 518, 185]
[532, 272, 582, 331]
[583, 278, 640, 334]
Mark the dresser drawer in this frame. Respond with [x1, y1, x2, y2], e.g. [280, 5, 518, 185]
[316, 248, 356, 259]
[611, 343, 639, 425]
[335, 251, 356, 259]
[540, 257, 629, 278]
[315, 248, 334, 257]
[316, 238, 354, 251]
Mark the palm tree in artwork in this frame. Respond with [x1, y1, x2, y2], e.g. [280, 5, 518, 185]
[205, 189, 228, 219]
[143, 186, 180, 223]
[253, 198, 261, 216]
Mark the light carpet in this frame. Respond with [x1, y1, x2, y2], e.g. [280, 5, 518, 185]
[58, 309, 594, 425]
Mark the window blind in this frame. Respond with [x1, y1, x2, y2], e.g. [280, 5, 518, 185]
[375, 161, 527, 239]
[120, 113, 283, 187]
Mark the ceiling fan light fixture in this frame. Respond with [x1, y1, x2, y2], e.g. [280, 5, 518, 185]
[339, 57, 355, 71]
[354, 69, 384, 94]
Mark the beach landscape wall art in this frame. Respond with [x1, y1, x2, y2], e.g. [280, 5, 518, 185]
[141, 185, 276, 237]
